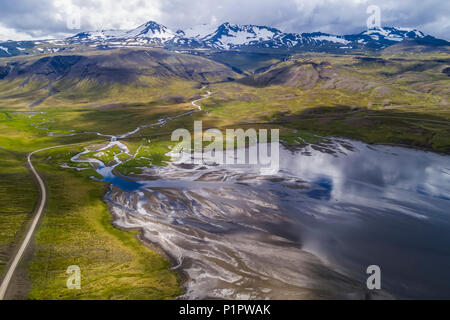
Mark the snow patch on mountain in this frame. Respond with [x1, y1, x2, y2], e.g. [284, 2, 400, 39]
[68, 29, 127, 43]
[0, 46, 10, 55]
[202, 23, 283, 49]
[68, 21, 175, 45]
[53, 21, 447, 54]
[89, 30, 127, 39]
[178, 24, 218, 39]
[362, 27, 425, 42]
[122, 21, 175, 42]
[311, 35, 350, 45]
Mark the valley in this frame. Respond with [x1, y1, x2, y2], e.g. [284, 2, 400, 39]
[0, 23, 449, 300]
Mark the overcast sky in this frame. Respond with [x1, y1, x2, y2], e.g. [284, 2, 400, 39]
[0, 0, 448, 41]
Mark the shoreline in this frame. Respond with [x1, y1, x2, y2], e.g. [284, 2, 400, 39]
[90, 135, 449, 300]
[106, 195, 190, 300]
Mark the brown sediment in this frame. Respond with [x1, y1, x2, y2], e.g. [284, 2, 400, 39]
[104, 167, 391, 300]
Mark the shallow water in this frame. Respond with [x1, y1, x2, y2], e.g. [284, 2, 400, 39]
[27, 105, 450, 299]
[101, 138, 450, 299]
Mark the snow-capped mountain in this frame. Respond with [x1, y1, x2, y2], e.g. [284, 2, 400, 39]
[197, 23, 284, 49]
[341, 27, 427, 49]
[169, 23, 354, 50]
[168, 23, 445, 51]
[64, 21, 447, 51]
[362, 27, 425, 42]
[67, 21, 175, 46]
[1, 21, 448, 58]
[121, 21, 175, 44]
[176, 24, 218, 40]
[307, 33, 350, 45]
[172, 24, 220, 48]
[170, 23, 288, 49]
[67, 29, 127, 44]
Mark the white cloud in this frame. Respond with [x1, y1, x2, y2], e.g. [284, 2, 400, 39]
[0, 23, 35, 41]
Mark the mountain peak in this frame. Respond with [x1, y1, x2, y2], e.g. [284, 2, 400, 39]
[59, 21, 448, 53]
[143, 20, 162, 26]
[202, 22, 284, 49]
[177, 24, 218, 39]
[134, 21, 170, 33]
[139, 21, 168, 31]
[124, 21, 175, 42]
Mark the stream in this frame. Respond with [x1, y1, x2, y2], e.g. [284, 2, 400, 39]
[27, 94, 450, 300]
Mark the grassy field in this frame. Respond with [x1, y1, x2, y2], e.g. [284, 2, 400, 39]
[115, 139, 174, 175]
[202, 53, 450, 152]
[0, 49, 448, 299]
[28, 146, 180, 299]
[2, 50, 448, 154]
[208, 51, 289, 74]
[0, 106, 183, 299]
[0, 148, 37, 276]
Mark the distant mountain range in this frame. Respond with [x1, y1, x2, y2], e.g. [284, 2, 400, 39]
[1, 21, 449, 57]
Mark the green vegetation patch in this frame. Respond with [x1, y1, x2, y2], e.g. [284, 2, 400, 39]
[0, 149, 37, 276]
[116, 139, 173, 175]
[27, 149, 181, 300]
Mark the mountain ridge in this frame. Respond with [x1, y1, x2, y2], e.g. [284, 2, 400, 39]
[68, 21, 449, 50]
[1, 21, 449, 57]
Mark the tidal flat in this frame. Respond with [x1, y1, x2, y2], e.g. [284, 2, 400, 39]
[98, 140, 450, 299]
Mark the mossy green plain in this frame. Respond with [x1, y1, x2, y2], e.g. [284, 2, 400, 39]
[0, 49, 448, 299]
